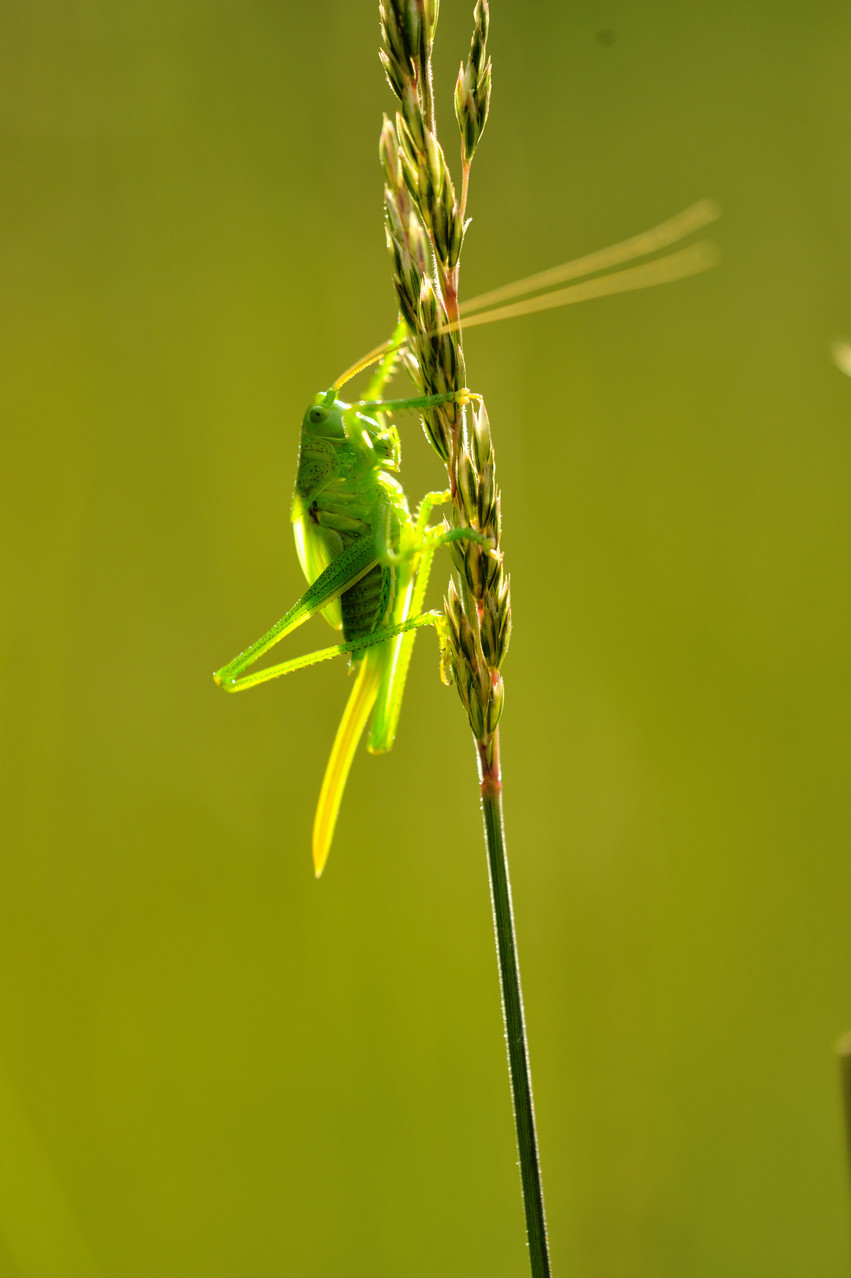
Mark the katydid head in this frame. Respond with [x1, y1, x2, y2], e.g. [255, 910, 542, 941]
[302, 389, 402, 472]
[303, 393, 347, 440]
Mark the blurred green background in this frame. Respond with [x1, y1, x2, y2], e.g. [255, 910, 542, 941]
[2, 1, 850, 1274]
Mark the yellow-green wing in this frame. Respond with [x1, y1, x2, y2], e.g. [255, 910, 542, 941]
[292, 493, 345, 631]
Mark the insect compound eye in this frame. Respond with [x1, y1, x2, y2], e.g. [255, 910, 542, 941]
[304, 399, 346, 439]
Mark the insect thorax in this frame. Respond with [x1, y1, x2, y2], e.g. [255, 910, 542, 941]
[291, 405, 411, 646]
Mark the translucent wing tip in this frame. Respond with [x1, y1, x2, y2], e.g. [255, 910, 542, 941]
[313, 842, 330, 879]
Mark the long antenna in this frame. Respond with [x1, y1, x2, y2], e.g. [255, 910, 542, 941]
[457, 239, 719, 331]
[332, 201, 720, 392]
[462, 198, 719, 315]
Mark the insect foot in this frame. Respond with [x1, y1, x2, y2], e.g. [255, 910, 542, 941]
[434, 615, 455, 687]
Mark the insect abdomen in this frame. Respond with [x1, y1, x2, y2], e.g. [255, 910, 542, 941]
[341, 561, 393, 646]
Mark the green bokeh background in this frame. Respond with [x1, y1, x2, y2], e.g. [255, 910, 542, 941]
[2, 2, 850, 1274]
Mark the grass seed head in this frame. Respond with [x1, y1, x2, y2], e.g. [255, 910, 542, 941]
[380, 0, 509, 746]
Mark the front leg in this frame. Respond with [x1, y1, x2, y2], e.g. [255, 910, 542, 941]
[353, 388, 482, 415]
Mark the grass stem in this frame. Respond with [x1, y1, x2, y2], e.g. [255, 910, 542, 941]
[477, 730, 551, 1277]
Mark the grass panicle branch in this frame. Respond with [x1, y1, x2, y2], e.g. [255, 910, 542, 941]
[378, 2, 550, 1272]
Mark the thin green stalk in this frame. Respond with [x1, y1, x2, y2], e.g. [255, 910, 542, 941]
[378, 5, 550, 1270]
[478, 731, 551, 1277]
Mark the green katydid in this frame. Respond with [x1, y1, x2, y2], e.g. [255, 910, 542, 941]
[213, 200, 719, 876]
